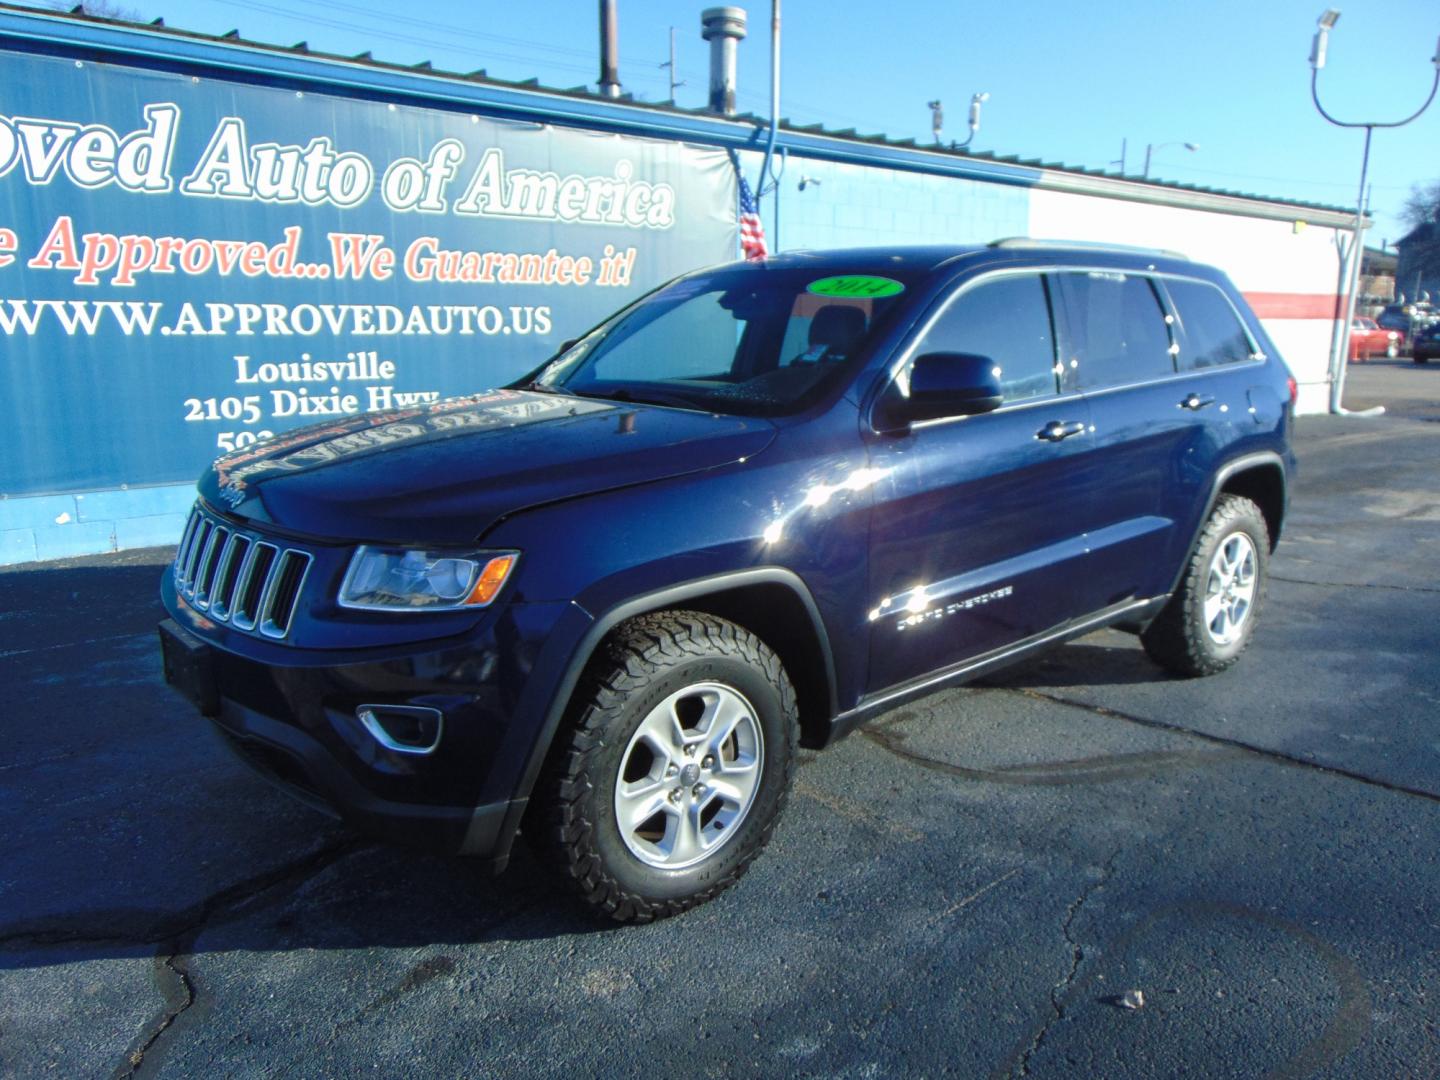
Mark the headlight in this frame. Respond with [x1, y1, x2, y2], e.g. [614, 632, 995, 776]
[338, 547, 518, 611]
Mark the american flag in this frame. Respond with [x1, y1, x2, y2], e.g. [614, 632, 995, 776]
[738, 174, 768, 260]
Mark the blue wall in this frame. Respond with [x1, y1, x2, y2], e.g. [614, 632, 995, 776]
[2, 483, 195, 565]
[753, 153, 1031, 252]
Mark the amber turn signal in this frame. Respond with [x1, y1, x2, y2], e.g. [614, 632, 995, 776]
[465, 554, 517, 606]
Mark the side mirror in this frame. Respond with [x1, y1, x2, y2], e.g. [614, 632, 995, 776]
[879, 351, 1003, 429]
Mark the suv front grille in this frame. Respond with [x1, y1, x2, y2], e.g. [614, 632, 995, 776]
[173, 504, 312, 640]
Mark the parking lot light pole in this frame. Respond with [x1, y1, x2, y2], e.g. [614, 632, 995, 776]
[1309, 8, 1440, 416]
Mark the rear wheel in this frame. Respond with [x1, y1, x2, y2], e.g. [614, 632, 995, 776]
[534, 611, 797, 922]
[1142, 495, 1269, 677]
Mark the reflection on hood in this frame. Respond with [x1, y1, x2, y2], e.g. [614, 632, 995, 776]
[214, 390, 614, 506]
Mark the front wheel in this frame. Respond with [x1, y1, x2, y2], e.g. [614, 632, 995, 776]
[533, 611, 797, 922]
[1142, 494, 1270, 677]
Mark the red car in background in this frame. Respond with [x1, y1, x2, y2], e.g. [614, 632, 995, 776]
[1349, 317, 1401, 360]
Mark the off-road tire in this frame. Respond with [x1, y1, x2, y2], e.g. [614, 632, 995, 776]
[533, 611, 797, 923]
[1142, 494, 1270, 677]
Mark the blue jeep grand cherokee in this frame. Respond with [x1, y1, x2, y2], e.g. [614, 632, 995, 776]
[160, 240, 1296, 921]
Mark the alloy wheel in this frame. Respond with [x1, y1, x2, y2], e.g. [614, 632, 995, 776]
[1203, 532, 1257, 646]
[613, 682, 764, 870]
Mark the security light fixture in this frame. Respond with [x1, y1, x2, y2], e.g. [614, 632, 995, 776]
[1142, 141, 1198, 178]
[1307, 7, 1440, 415]
[968, 91, 990, 133]
[1310, 9, 1341, 69]
[945, 92, 989, 150]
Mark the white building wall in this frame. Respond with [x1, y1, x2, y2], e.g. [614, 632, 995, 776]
[1027, 188, 1346, 414]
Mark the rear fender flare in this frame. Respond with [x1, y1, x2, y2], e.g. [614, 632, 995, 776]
[1166, 451, 1288, 597]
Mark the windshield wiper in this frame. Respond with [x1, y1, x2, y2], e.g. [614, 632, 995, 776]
[578, 387, 703, 410]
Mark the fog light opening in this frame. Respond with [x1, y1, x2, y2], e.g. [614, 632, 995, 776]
[357, 704, 444, 755]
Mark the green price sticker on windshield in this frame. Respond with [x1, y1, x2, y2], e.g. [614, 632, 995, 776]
[807, 275, 905, 299]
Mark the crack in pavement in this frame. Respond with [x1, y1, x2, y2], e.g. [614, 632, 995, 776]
[1270, 574, 1440, 594]
[0, 836, 366, 1078]
[0, 836, 367, 951]
[113, 953, 195, 1080]
[110, 838, 368, 1078]
[1014, 688, 1440, 805]
[999, 847, 1122, 1079]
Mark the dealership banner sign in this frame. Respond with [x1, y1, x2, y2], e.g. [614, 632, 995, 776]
[0, 49, 735, 494]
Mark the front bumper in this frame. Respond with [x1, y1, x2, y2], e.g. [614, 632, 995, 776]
[159, 580, 591, 861]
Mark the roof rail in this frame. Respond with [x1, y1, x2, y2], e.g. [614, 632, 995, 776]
[988, 237, 1190, 261]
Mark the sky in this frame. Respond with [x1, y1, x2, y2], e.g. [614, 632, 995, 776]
[22, 0, 1440, 246]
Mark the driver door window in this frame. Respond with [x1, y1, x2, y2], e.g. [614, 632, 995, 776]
[908, 274, 1060, 404]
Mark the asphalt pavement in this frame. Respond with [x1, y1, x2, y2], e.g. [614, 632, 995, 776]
[2, 361, 1438, 1079]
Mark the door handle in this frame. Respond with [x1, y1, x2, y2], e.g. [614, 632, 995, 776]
[1035, 420, 1086, 442]
[1179, 393, 1215, 410]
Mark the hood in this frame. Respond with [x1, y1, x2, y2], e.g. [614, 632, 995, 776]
[201, 389, 776, 544]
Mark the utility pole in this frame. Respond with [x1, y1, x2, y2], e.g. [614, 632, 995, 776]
[662, 26, 683, 102]
[1142, 141, 1198, 179]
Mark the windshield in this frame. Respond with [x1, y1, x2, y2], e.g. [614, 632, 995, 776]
[529, 265, 920, 416]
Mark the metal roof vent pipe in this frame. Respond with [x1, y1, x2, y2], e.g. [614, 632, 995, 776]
[598, 0, 622, 98]
[702, 6, 747, 114]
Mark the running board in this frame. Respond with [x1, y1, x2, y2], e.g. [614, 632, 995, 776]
[828, 595, 1168, 742]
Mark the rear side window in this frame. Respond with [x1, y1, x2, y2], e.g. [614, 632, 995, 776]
[1165, 279, 1257, 369]
[1053, 272, 1174, 390]
[910, 273, 1058, 403]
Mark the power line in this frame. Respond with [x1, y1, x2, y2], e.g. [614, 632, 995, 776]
[209, 0, 870, 126]
[206, 0, 628, 82]
[1143, 162, 1418, 192]
[299, 0, 669, 68]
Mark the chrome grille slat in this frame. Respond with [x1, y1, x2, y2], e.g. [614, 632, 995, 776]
[183, 519, 211, 587]
[228, 541, 264, 631]
[174, 510, 201, 578]
[260, 550, 312, 639]
[211, 534, 249, 619]
[233, 543, 278, 632]
[193, 527, 228, 609]
[172, 502, 312, 642]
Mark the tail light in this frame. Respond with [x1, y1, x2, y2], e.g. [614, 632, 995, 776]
[1286, 376, 1298, 406]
